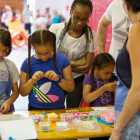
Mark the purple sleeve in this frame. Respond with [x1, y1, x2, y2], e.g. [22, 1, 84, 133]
[83, 74, 93, 86]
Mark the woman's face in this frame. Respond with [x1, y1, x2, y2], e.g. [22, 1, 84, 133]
[70, 4, 91, 31]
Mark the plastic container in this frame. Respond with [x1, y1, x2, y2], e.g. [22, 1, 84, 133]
[89, 111, 97, 120]
[100, 112, 115, 123]
[48, 113, 57, 123]
[60, 113, 73, 122]
[72, 112, 81, 121]
[39, 122, 50, 132]
[32, 115, 44, 124]
[80, 112, 90, 121]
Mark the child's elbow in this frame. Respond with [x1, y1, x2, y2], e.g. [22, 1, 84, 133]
[19, 89, 27, 97]
[84, 100, 90, 104]
[19, 92, 27, 97]
[83, 96, 90, 104]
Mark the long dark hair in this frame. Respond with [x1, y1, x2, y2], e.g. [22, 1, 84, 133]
[0, 28, 12, 56]
[57, 0, 94, 54]
[91, 53, 115, 85]
[26, 29, 61, 80]
[125, 0, 140, 13]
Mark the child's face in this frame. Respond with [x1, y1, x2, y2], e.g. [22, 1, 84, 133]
[95, 64, 115, 82]
[0, 43, 8, 60]
[34, 43, 53, 62]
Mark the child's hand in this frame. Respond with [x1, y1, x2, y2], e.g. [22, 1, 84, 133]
[31, 71, 44, 84]
[44, 71, 59, 81]
[0, 102, 10, 113]
[104, 82, 117, 92]
[114, 81, 118, 84]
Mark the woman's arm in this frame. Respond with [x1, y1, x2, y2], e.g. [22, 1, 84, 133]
[71, 52, 94, 74]
[83, 83, 116, 104]
[58, 65, 75, 92]
[109, 22, 140, 140]
[70, 56, 86, 67]
[97, 14, 112, 54]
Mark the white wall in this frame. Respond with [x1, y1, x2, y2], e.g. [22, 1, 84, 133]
[35, 0, 73, 21]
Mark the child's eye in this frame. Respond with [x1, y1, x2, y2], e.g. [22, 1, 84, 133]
[105, 73, 109, 75]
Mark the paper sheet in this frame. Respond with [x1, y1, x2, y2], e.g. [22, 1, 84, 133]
[0, 118, 37, 140]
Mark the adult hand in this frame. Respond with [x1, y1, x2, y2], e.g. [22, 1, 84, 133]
[44, 71, 59, 81]
[109, 129, 122, 140]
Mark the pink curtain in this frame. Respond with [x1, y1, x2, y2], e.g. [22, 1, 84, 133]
[88, 0, 113, 53]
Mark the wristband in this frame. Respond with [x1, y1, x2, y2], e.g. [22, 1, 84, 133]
[55, 75, 62, 84]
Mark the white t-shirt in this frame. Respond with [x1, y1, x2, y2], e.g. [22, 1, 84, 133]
[22, 9, 32, 23]
[49, 22, 98, 78]
[1, 13, 6, 23]
[16, 13, 21, 20]
[5, 11, 13, 26]
[105, 0, 131, 60]
[0, 58, 19, 83]
[35, 17, 48, 27]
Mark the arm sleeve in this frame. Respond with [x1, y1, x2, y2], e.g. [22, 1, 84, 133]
[49, 24, 57, 34]
[10, 62, 19, 83]
[20, 58, 28, 73]
[83, 74, 93, 86]
[88, 30, 98, 53]
[104, 1, 115, 22]
[62, 55, 71, 69]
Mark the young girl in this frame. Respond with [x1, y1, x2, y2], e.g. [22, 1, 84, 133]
[0, 28, 19, 113]
[19, 29, 74, 110]
[83, 53, 116, 107]
[49, 0, 98, 108]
